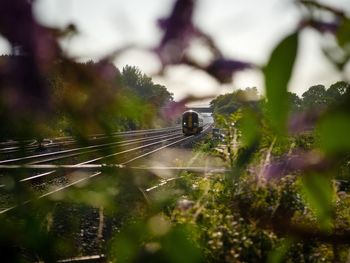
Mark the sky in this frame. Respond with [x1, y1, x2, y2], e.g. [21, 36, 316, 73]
[1, 0, 350, 105]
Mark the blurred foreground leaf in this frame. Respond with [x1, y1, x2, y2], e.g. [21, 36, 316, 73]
[267, 238, 293, 263]
[301, 174, 334, 231]
[239, 109, 260, 147]
[336, 18, 350, 48]
[109, 221, 202, 263]
[264, 32, 299, 133]
[317, 114, 350, 154]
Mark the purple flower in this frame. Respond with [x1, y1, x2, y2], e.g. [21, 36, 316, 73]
[205, 58, 253, 83]
[161, 100, 187, 121]
[156, 0, 197, 65]
[93, 60, 121, 82]
[0, 0, 59, 61]
[300, 19, 340, 34]
[0, 0, 60, 112]
[157, 18, 170, 31]
[263, 162, 289, 181]
[288, 110, 322, 134]
[263, 150, 330, 181]
[311, 21, 339, 33]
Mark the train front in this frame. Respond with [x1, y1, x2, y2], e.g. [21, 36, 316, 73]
[182, 110, 202, 135]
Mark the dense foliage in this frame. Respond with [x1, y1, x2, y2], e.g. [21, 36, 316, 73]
[195, 80, 350, 261]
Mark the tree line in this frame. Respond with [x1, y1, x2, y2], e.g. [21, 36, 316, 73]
[0, 55, 173, 138]
[210, 81, 350, 116]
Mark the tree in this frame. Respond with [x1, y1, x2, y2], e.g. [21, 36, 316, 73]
[210, 87, 260, 116]
[121, 65, 173, 107]
[325, 81, 350, 105]
[301, 84, 327, 109]
[287, 91, 302, 112]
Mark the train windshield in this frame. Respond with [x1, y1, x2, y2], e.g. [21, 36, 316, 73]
[182, 112, 198, 127]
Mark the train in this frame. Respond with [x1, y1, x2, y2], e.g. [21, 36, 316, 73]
[182, 110, 204, 135]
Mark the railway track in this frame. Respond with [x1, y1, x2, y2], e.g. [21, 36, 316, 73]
[0, 124, 212, 214]
[0, 126, 181, 157]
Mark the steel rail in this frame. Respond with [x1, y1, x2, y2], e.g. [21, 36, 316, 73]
[0, 131, 181, 186]
[0, 171, 102, 214]
[0, 164, 229, 172]
[0, 126, 181, 155]
[0, 125, 210, 214]
[0, 130, 182, 165]
[28, 132, 183, 165]
[0, 133, 191, 214]
[0, 126, 180, 146]
[6, 133, 185, 183]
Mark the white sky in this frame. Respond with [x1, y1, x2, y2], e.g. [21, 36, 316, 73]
[1, 0, 350, 105]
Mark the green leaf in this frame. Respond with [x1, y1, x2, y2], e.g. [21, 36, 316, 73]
[162, 225, 203, 263]
[267, 238, 293, 263]
[301, 174, 334, 231]
[239, 110, 259, 146]
[264, 32, 299, 133]
[336, 18, 350, 48]
[317, 114, 350, 154]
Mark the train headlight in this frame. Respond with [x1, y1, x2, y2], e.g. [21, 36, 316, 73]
[183, 122, 186, 125]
